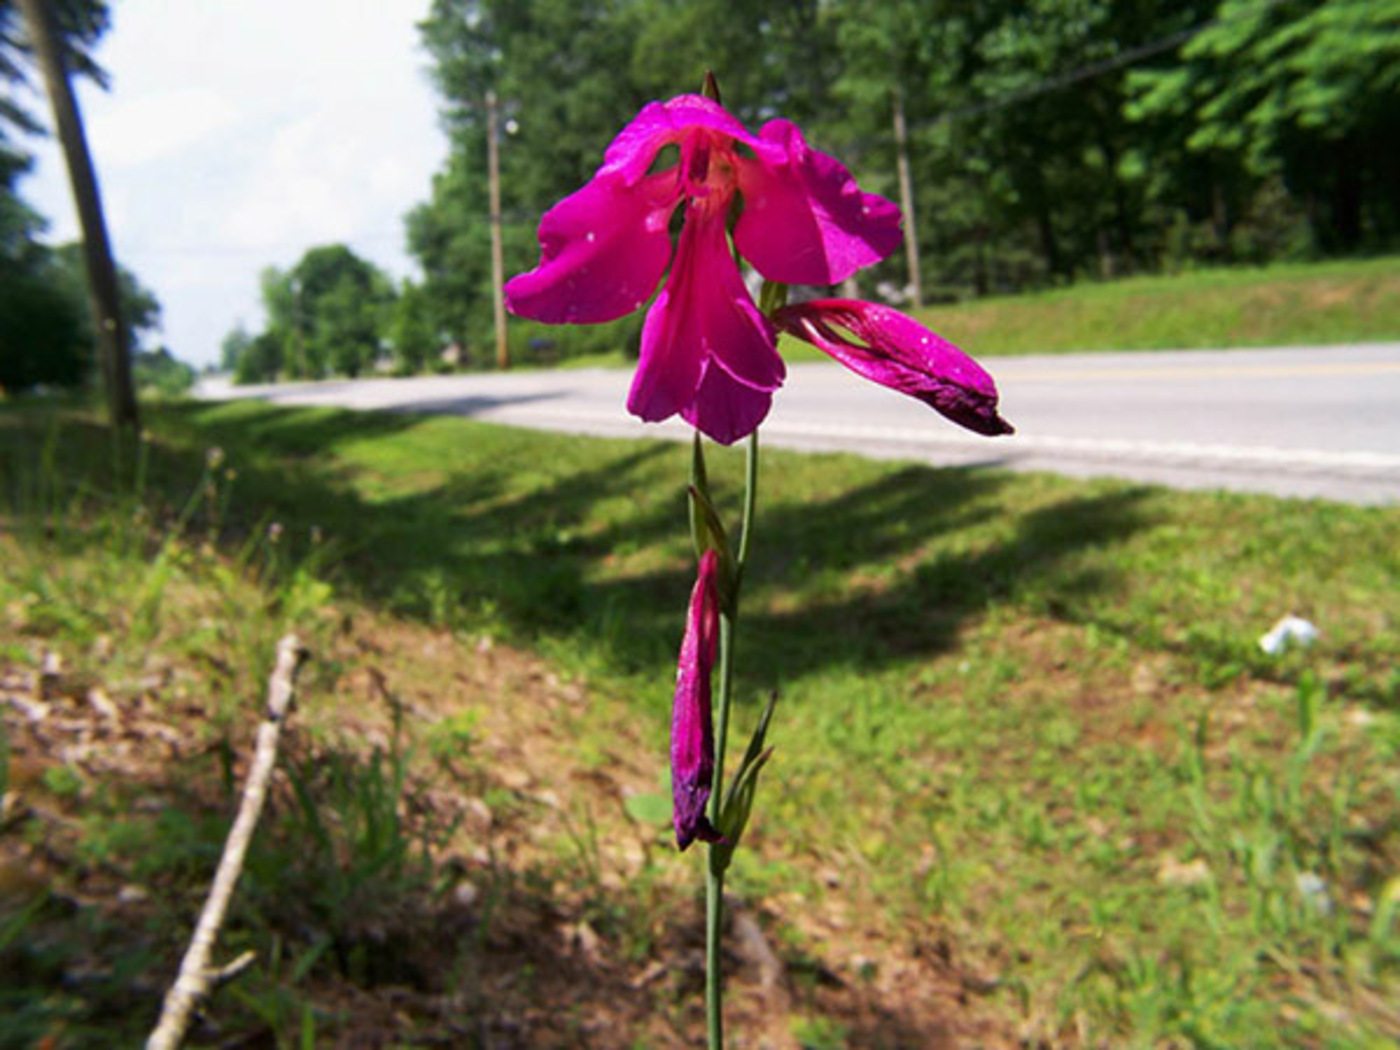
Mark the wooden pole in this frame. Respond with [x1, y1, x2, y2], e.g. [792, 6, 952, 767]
[892, 88, 923, 310]
[486, 90, 509, 370]
[19, 0, 139, 430]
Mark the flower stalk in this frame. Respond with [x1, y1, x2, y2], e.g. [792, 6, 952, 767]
[503, 75, 1013, 1049]
[702, 427, 759, 1050]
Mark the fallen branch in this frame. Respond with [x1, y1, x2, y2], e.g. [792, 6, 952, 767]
[147, 634, 308, 1050]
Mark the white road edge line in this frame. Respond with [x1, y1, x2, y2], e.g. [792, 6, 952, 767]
[506, 408, 1400, 473]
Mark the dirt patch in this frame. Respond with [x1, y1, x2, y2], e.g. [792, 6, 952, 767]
[2, 611, 1022, 1047]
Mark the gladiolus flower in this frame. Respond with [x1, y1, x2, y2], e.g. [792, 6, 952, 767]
[671, 549, 725, 850]
[505, 94, 903, 445]
[773, 300, 1014, 437]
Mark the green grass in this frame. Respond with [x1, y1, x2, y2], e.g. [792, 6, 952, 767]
[2, 401, 1398, 1045]
[485, 257, 1400, 369]
[773, 256, 1400, 361]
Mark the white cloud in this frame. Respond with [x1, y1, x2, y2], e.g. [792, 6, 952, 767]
[88, 87, 241, 167]
[19, 0, 446, 367]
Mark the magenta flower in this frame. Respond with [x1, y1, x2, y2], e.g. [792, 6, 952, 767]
[774, 300, 1014, 437]
[672, 549, 725, 850]
[504, 94, 903, 445]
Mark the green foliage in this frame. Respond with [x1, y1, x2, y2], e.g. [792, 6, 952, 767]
[387, 279, 438, 374]
[132, 348, 193, 398]
[410, 0, 835, 362]
[219, 322, 252, 373]
[50, 242, 162, 354]
[223, 1, 1400, 382]
[0, 240, 166, 394]
[405, 0, 1400, 329]
[240, 246, 395, 382]
[888, 256, 1400, 357]
[1128, 0, 1400, 253]
[0, 1, 122, 394]
[0, 248, 89, 391]
[169, 398, 1400, 1043]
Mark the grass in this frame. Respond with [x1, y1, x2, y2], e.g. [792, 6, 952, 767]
[460, 256, 1400, 370]
[896, 256, 1400, 358]
[529, 256, 1400, 367]
[2, 400, 1398, 1046]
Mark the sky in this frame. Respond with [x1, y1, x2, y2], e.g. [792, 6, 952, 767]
[19, 0, 447, 369]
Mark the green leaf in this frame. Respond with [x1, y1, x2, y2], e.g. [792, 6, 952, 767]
[710, 692, 779, 872]
[687, 482, 738, 612]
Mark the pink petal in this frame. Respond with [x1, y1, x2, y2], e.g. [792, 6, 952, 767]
[627, 209, 783, 444]
[504, 169, 676, 324]
[775, 300, 1013, 436]
[735, 120, 904, 286]
[680, 362, 775, 445]
[672, 549, 724, 850]
[599, 94, 782, 184]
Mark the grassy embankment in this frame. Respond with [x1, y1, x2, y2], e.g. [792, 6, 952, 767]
[555, 256, 1400, 369]
[1, 401, 1397, 1047]
[902, 256, 1400, 358]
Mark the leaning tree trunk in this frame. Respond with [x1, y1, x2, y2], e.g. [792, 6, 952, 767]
[19, 0, 139, 432]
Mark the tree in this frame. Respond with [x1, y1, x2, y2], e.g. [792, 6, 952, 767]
[132, 346, 193, 396]
[0, 0, 113, 394]
[0, 241, 157, 394]
[0, 247, 86, 391]
[412, 0, 839, 361]
[241, 245, 394, 381]
[17, 0, 137, 428]
[388, 280, 438, 374]
[234, 331, 283, 385]
[404, 0, 1400, 332]
[1128, 0, 1400, 252]
[53, 240, 160, 351]
[219, 323, 252, 374]
[290, 244, 393, 378]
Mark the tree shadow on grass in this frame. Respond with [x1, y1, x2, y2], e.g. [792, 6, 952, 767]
[2, 402, 1150, 692]
[1, 404, 1155, 1046]
[738, 482, 1151, 690]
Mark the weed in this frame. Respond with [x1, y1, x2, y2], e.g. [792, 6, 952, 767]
[791, 1012, 850, 1049]
[426, 709, 481, 775]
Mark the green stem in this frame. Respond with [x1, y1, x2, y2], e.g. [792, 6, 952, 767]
[705, 612, 733, 1049]
[704, 429, 760, 1050]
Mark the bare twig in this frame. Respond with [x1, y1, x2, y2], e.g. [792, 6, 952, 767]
[146, 635, 308, 1050]
[205, 949, 257, 987]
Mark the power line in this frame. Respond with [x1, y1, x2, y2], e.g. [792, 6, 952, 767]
[915, 0, 1285, 131]
[920, 23, 1205, 130]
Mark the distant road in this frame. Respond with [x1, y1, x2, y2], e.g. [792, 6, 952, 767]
[197, 343, 1400, 506]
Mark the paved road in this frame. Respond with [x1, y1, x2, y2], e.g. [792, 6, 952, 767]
[198, 343, 1400, 505]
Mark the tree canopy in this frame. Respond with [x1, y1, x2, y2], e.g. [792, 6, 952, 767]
[227, 244, 395, 384]
[0, 0, 123, 394]
[215, 0, 1400, 381]
[402, 0, 1398, 364]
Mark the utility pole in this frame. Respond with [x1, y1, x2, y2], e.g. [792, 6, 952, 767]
[19, 0, 139, 431]
[486, 90, 509, 370]
[892, 88, 923, 310]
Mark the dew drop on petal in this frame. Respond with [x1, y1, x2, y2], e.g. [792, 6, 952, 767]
[585, 231, 597, 243]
